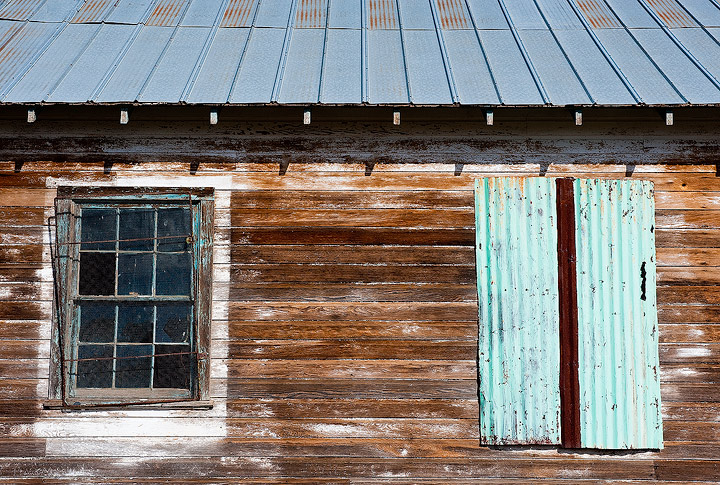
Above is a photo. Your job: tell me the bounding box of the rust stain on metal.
[435,0,469,29]
[0,22,41,78]
[296,0,327,28]
[220,0,255,27]
[0,0,44,20]
[575,0,622,29]
[368,0,397,30]
[71,0,115,24]
[146,0,187,27]
[646,0,697,28]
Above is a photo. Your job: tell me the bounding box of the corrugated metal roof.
[1,0,720,105]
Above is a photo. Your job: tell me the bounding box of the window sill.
[43,399,214,410]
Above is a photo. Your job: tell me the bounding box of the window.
[475,177,662,449]
[49,187,214,407]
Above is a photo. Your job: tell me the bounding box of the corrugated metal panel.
[0,0,46,21]
[535,0,584,29]
[29,0,84,22]
[366,29,408,103]
[466,0,508,29]
[70,0,116,23]
[367,0,398,29]
[219,0,258,27]
[500,0,547,30]
[227,27,286,103]
[319,28,362,103]
[181,0,226,27]
[327,0,360,28]
[4,23,98,102]
[397,0,434,30]
[0,21,59,96]
[671,27,720,82]
[442,29,499,104]
[433,0,471,30]
[574,0,623,29]
[105,0,154,24]
[602,0,657,28]
[645,0,698,27]
[186,27,250,103]
[574,179,662,450]
[254,0,293,28]
[295,0,327,28]
[475,177,561,446]
[680,0,720,27]
[403,29,452,104]
[145,0,188,27]
[277,28,325,103]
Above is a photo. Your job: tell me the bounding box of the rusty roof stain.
[219,0,255,27]
[145,0,188,27]
[296,0,327,28]
[71,0,116,24]
[435,0,470,30]
[575,0,623,29]
[368,0,397,29]
[0,0,45,21]
[645,0,698,28]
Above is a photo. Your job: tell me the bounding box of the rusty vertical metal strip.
[555,178,581,449]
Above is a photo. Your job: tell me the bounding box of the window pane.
[154,345,191,389]
[158,208,191,252]
[156,304,191,343]
[81,209,116,251]
[76,345,113,388]
[79,253,116,295]
[115,344,152,388]
[156,253,191,295]
[119,209,154,251]
[117,304,153,343]
[117,253,153,295]
[79,303,115,343]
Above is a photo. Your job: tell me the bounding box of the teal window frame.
[50,187,214,407]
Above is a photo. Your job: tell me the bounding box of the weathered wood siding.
[0,109,718,481]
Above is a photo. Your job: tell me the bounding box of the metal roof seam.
[224,0,262,103]
[428,0,459,104]
[566,0,643,104]
[361,0,368,103]
[270,0,300,104]
[315,0,331,103]
[598,0,688,103]
[135,0,195,102]
[0,0,48,22]
[532,0,595,104]
[496,0,550,105]
[462,0,502,104]
[394,0,413,104]
[87,23,142,102]
[636,0,720,89]
[179,0,233,102]
[43,24,105,101]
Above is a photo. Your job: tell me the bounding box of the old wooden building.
[1,0,719,482]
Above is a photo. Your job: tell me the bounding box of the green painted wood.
[475,177,561,445]
[574,179,663,449]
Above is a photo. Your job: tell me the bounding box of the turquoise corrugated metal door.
[574,179,663,449]
[475,178,561,445]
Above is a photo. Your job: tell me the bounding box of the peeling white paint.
[675,346,712,358]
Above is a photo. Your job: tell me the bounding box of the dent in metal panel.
[574,179,662,449]
[0,0,46,21]
[476,29,543,105]
[534,0,584,29]
[296,0,327,28]
[29,0,83,22]
[71,0,116,23]
[277,28,324,103]
[4,23,97,102]
[645,0,698,27]
[442,29,499,104]
[602,0,657,28]
[574,0,622,29]
[433,0,470,30]
[145,0,188,27]
[0,21,58,94]
[181,0,226,27]
[220,0,258,27]
[397,0,434,30]
[518,30,590,105]
[465,0,509,29]
[95,26,174,102]
[672,27,720,82]
[254,0,293,28]
[366,29,408,103]
[367,0,398,29]
[680,0,720,27]
[186,27,250,103]
[402,29,452,104]
[327,0,361,28]
[553,29,635,104]
[48,24,136,102]
[631,28,720,104]
[593,28,684,104]
[228,27,286,103]
[500,0,547,29]
[105,0,154,24]
[139,27,212,102]
[319,28,361,103]
[475,177,561,446]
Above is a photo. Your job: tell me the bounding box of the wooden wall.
[0,108,718,482]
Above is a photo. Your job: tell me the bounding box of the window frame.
[49,187,214,408]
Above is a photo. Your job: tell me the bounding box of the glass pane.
[117,253,153,295]
[119,209,154,251]
[79,253,116,296]
[79,303,115,343]
[156,253,191,295]
[154,345,191,389]
[81,209,116,250]
[115,344,152,388]
[158,208,191,252]
[117,304,153,343]
[76,345,113,388]
[156,304,191,343]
